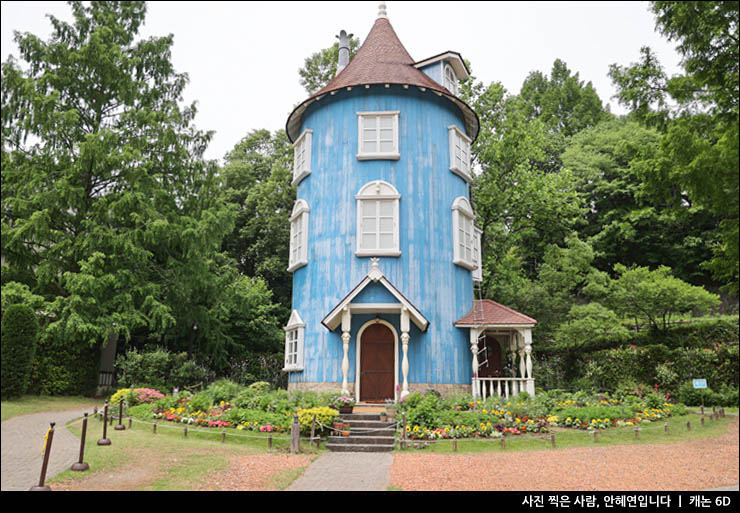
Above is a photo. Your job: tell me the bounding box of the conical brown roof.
[286,17,479,143]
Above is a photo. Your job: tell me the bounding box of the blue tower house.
[283,4,537,402]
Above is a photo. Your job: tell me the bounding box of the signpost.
[693,379,707,414]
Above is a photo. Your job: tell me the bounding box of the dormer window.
[292,129,312,185]
[444,64,458,96]
[449,125,472,182]
[357,111,400,160]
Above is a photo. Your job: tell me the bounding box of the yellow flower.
[406,425,411,432]
[482,409,488,414]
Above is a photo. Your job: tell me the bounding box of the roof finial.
[378,1,388,19]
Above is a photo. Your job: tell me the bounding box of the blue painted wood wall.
[289,86,475,388]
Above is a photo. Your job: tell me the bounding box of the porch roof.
[321,259,429,332]
[454,299,537,328]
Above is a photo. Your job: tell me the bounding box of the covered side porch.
[455,299,537,400]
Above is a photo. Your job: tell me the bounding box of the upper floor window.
[452,197,478,271]
[449,125,472,182]
[283,310,305,372]
[357,111,400,160]
[293,129,312,185]
[356,180,401,257]
[288,199,310,272]
[444,64,458,96]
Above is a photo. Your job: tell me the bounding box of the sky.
[1,1,685,164]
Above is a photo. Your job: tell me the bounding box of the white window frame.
[473,226,483,282]
[288,199,310,272]
[443,63,458,96]
[292,129,312,186]
[357,111,400,161]
[283,310,305,372]
[449,125,472,182]
[356,180,401,257]
[452,197,477,270]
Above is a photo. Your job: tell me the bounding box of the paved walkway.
[286,452,393,491]
[1,408,93,491]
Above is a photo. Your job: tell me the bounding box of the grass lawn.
[1,395,99,422]
[49,415,323,491]
[394,413,735,454]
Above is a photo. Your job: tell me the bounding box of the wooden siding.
[289,86,474,387]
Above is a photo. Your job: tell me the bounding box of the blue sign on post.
[692,379,708,389]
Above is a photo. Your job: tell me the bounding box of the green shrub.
[206,379,246,404]
[115,348,209,390]
[127,403,156,420]
[296,407,338,434]
[1,304,40,399]
[188,392,212,413]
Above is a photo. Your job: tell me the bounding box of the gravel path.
[286,452,394,491]
[390,417,740,491]
[1,408,93,491]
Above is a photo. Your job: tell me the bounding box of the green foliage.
[188,392,212,413]
[609,264,720,330]
[1,281,47,316]
[296,407,339,434]
[298,37,361,95]
[677,381,739,407]
[205,379,246,405]
[115,348,209,391]
[554,303,630,350]
[1,304,40,398]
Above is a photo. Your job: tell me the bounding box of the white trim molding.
[444,63,458,96]
[357,111,400,160]
[448,125,472,182]
[356,180,401,257]
[287,199,310,272]
[292,129,312,186]
[283,310,306,372]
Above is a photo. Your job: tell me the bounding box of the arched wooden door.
[360,323,395,402]
[478,335,504,378]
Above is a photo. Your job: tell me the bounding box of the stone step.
[338,419,396,429]
[326,442,395,453]
[339,413,387,422]
[328,434,395,446]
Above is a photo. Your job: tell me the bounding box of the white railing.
[472,377,535,400]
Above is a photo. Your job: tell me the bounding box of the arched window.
[292,129,312,185]
[452,197,479,271]
[288,199,310,272]
[444,64,458,96]
[356,181,401,257]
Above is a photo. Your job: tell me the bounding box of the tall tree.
[609,1,739,295]
[0,2,236,354]
[298,36,361,95]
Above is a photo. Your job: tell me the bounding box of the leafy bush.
[188,392,212,413]
[1,304,40,399]
[115,348,209,391]
[677,381,738,406]
[206,379,246,404]
[296,407,338,434]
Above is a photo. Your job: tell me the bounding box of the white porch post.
[469,327,482,399]
[341,307,351,396]
[509,335,518,394]
[400,307,410,399]
[519,328,535,396]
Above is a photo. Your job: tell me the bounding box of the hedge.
[1,304,40,398]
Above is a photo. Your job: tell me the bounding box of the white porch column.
[341,307,351,396]
[400,307,410,399]
[469,327,482,399]
[509,335,518,393]
[519,328,535,396]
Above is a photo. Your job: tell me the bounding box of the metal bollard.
[30,422,56,491]
[98,402,111,446]
[115,399,126,431]
[71,414,90,471]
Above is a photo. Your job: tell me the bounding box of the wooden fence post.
[634,427,639,440]
[153,421,157,434]
[686,420,691,431]
[551,433,556,448]
[115,399,125,431]
[453,437,457,452]
[664,423,669,435]
[290,414,300,453]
